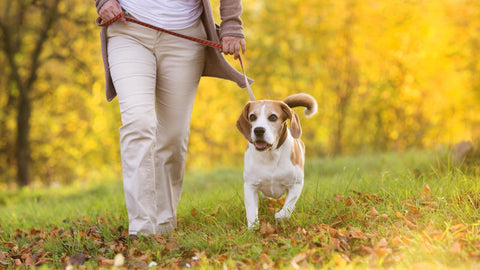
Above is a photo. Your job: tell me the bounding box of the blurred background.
[1,0,479,189]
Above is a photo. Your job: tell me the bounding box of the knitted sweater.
[95,0,252,101]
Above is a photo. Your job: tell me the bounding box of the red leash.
[96,13,255,101]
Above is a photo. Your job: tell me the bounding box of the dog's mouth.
[254,140,273,151]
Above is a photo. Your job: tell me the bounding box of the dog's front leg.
[244,183,259,229]
[275,181,304,222]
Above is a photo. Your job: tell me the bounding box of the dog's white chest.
[243,142,303,199]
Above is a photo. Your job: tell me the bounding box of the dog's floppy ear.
[236,102,252,142]
[281,102,302,139]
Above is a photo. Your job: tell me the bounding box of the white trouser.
[107,18,206,235]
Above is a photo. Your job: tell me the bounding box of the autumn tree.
[324,0,359,155]
[1,0,480,186]
[0,0,100,186]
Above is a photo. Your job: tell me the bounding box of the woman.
[95,0,251,236]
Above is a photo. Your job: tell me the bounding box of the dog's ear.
[281,102,302,139]
[236,102,252,141]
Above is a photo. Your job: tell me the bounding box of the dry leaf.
[396,211,417,229]
[450,241,463,253]
[375,247,392,256]
[450,224,468,233]
[22,253,34,267]
[259,253,274,269]
[422,183,431,199]
[290,251,309,269]
[391,235,409,246]
[259,222,275,236]
[97,255,115,266]
[359,244,375,255]
[370,207,379,218]
[333,194,344,202]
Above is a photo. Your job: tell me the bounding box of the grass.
[1,149,480,269]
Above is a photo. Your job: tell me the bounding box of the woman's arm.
[219,0,246,59]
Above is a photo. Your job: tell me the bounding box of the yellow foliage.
[2,0,480,184]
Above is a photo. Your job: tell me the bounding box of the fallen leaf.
[375,247,392,256]
[34,252,53,267]
[97,255,114,267]
[370,207,379,219]
[422,183,431,199]
[259,222,275,236]
[290,251,309,269]
[330,220,343,228]
[332,236,350,252]
[376,238,388,248]
[22,253,34,267]
[333,194,344,202]
[395,211,417,229]
[450,224,468,233]
[450,241,463,253]
[391,235,409,246]
[359,244,374,255]
[259,253,274,269]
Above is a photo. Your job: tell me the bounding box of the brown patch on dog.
[236,102,252,142]
[291,139,305,168]
[280,103,302,139]
[276,123,288,149]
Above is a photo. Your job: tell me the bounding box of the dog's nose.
[253,127,265,137]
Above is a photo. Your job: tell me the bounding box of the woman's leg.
[153,20,206,234]
[107,22,158,235]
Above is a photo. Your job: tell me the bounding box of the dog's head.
[236,100,302,151]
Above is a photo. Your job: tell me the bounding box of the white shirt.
[120,0,203,30]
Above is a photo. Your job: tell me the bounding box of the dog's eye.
[268,115,278,121]
[249,114,257,122]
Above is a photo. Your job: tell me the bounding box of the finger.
[234,42,241,59]
[99,0,123,21]
[120,14,127,24]
[223,42,233,55]
[99,9,113,20]
[229,43,236,55]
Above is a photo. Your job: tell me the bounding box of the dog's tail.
[283,93,318,118]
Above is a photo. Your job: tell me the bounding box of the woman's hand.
[98,0,126,24]
[222,36,246,60]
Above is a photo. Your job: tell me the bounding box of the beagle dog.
[236,93,317,228]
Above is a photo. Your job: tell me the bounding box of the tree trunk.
[330,0,358,156]
[16,92,31,187]
[0,0,61,186]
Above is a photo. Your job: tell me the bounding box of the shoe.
[127,234,139,241]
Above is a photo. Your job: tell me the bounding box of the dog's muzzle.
[253,127,273,151]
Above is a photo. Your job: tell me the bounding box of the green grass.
[1,149,480,269]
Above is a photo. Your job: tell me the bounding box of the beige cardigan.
[96,0,253,101]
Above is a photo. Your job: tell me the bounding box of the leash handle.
[96,13,255,100]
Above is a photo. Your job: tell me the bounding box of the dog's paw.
[275,210,292,222]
